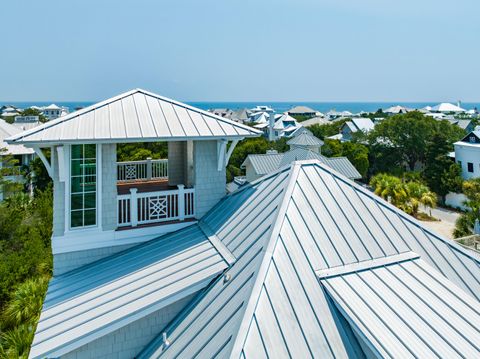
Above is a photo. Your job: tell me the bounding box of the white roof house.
[6,88,260,272]
[0,119,35,156]
[431,102,466,113]
[333,117,375,142]
[384,105,412,114]
[286,105,318,116]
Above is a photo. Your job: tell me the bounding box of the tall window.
[71,144,97,228]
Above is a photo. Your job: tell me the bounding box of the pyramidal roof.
[287,131,324,147]
[139,160,480,358]
[7,89,261,145]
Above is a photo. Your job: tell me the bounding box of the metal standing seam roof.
[6,89,261,145]
[321,257,480,358]
[140,164,362,358]
[0,119,35,155]
[244,147,361,180]
[140,160,480,358]
[286,131,324,147]
[29,224,228,359]
[241,153,283,175]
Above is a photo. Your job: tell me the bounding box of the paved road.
[419,206,461,239]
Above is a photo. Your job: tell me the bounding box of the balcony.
[116,159,195,228]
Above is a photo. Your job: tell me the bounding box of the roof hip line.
[228,162,303,357]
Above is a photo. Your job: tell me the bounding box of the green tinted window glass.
[71,145,82,159]
[71,177,83,193]
[84,210,96,226]
[71,211,83,227]
[84,193,96,209]
[71,194,83,210]
[84,144,96,159]
[70,144,97,228]
[71,160,83,176]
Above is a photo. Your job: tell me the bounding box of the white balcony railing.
[117,158,168,182]
[117,185,195,227]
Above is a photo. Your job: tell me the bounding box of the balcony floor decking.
[117,179,176,195]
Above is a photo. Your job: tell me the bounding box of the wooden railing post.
[130,188,138,227]
[177,184,185,221]
[146,157,152,181]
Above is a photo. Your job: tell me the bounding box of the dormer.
[7,89,260,274]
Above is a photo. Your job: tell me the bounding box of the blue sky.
[0,0,479,102]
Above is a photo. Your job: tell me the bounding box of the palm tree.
[3,276,48,328]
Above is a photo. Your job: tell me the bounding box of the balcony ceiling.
[6,89,261,145]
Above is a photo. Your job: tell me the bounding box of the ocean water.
[3,101,480,114]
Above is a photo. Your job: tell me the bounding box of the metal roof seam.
[35,253,223,340]
[274,237,336,357]
[300,167,360,264]
[228,163,302,357]
[314,167,376,260]
[379,264,475,354]
[321,279,391,358]
[361,268,445,356]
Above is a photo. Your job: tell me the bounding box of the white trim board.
[52,221,197,254]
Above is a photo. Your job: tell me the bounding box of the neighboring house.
[13,115,41,131]
[42,103,69,120]
[209,108,233,118]
[301,115,329,127]
[431,102,465,113]
[242,131,361,181]
[286,105,318,117]
[272,113,302,139]
[286,130,324,153]
[326,110,353,120]
[253,113,303,140]
[454,129,480,179]
[230,108,250,123]
[384,105,412,115]
[0,119,35,200]
[9,90,480,358]
[335,117,375,142]
[446,118,475,133]
[0,105,21,118]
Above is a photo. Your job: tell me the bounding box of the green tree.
[423,132,455,201]
[19,108,48,123]
[454,179,480,238]
[368,112,464,172]
[308,119,348,140]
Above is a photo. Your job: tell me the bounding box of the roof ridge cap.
[229,162,302,357]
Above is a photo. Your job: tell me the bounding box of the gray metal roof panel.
[30,224,227,359]
[140,160,480,358]
[241,153,283,175]
[7,89,260,145]
[322,257,480,358]
[287,131,324,146]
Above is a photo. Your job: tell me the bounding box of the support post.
[130,188,138,227]
[177,184,185,221]
[217,140,227,171]
[146,157,152,180]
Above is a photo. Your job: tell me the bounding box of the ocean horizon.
[2,101,479,114]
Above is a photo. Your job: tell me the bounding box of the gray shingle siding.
[62,294,196,359]
[194,140,225,218]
